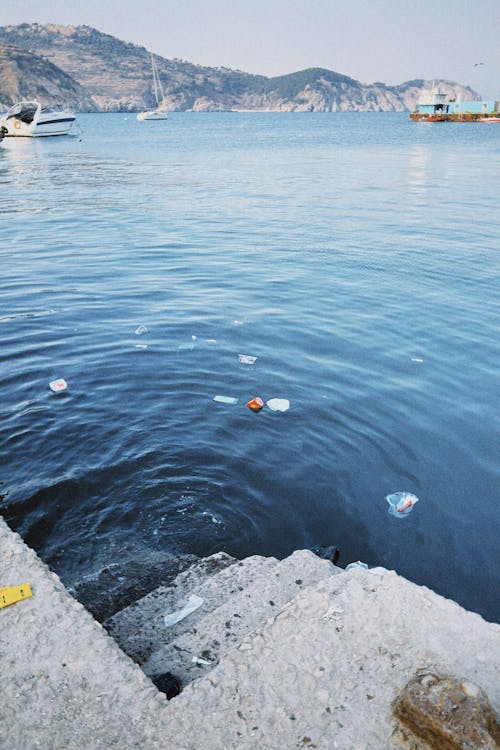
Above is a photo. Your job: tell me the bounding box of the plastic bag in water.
[386,492,419,518]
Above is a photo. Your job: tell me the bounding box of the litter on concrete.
[266,398,290,412]
[0,583,32,608]
[163,594,204,627]
[214,395,238,405]
[191,655,211,666]
[49,379,68,393]
[345,561,369,572]
[386,492,420,518]
[238,354,257,365]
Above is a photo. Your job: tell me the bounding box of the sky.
[1,0,499,97]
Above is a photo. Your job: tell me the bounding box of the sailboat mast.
[151,52,159,106]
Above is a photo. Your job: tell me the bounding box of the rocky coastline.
[0,24,480,113]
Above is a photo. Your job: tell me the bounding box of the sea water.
[0,112,498,621]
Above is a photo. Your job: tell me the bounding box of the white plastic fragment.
[178,343,195,351]
[266,398,290,412]
[135,325,148,335]
[345,561,369,572]
[213,395,238,405]
[205,339,217,344]
[163,594,204,627]
[191,655,211,666]
[238,354,257,365]
[135,344,148,349]
[411,357,424,363]
[386,491,420,518]
[49,379,68,393]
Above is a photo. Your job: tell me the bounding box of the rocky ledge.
[0,516,498,749]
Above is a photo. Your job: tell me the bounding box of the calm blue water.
[1,113,498,621]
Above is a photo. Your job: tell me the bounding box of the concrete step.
[105,552,280,665]
[142,549,340,685]
[104,552,236,663]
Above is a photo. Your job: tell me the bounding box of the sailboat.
[137,53,168,121]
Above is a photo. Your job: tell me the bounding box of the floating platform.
[411,112,500,122]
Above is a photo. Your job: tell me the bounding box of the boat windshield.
[5,102,38,123]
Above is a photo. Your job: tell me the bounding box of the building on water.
[410,87,500,121]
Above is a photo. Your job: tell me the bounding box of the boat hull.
[0,102,75,137]
[5,117,76,137]
[137,111,168,121]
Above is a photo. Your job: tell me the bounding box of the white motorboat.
[0,101,76,137]
[137,53,169,121]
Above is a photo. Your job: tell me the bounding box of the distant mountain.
[0,24,480,113]
[0,42,96,111]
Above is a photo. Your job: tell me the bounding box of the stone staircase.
[3,513,499,750]
[104,549,341,688]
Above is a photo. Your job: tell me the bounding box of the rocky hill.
[0,42,96,111]
[0,23,479,112]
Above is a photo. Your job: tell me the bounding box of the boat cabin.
[4,101,39,124]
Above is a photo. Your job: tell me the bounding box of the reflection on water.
[0,113,499,622]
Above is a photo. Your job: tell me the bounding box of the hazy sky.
[2,0,499,97]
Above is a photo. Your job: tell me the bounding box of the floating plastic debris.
[135,325,148,335]
[238,354,257,365]
[192,335,197,340]
[266,398,290,412]
[386,491,420,518]
[135,344,148,349]
[411,358,424,363]
[345,561,369,572]
[163,594,204,627]
[213,395,238,405]
[49,379,68,393]
[232,320,244,326]
[202,511,223,525]
[205,339,217,344]
[178,343,195,351]
[246,397,264,412]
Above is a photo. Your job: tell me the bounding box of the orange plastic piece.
[246,397,264,412]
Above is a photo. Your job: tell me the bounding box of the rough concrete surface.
[1,517,499,750]
[142,550,340,684]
